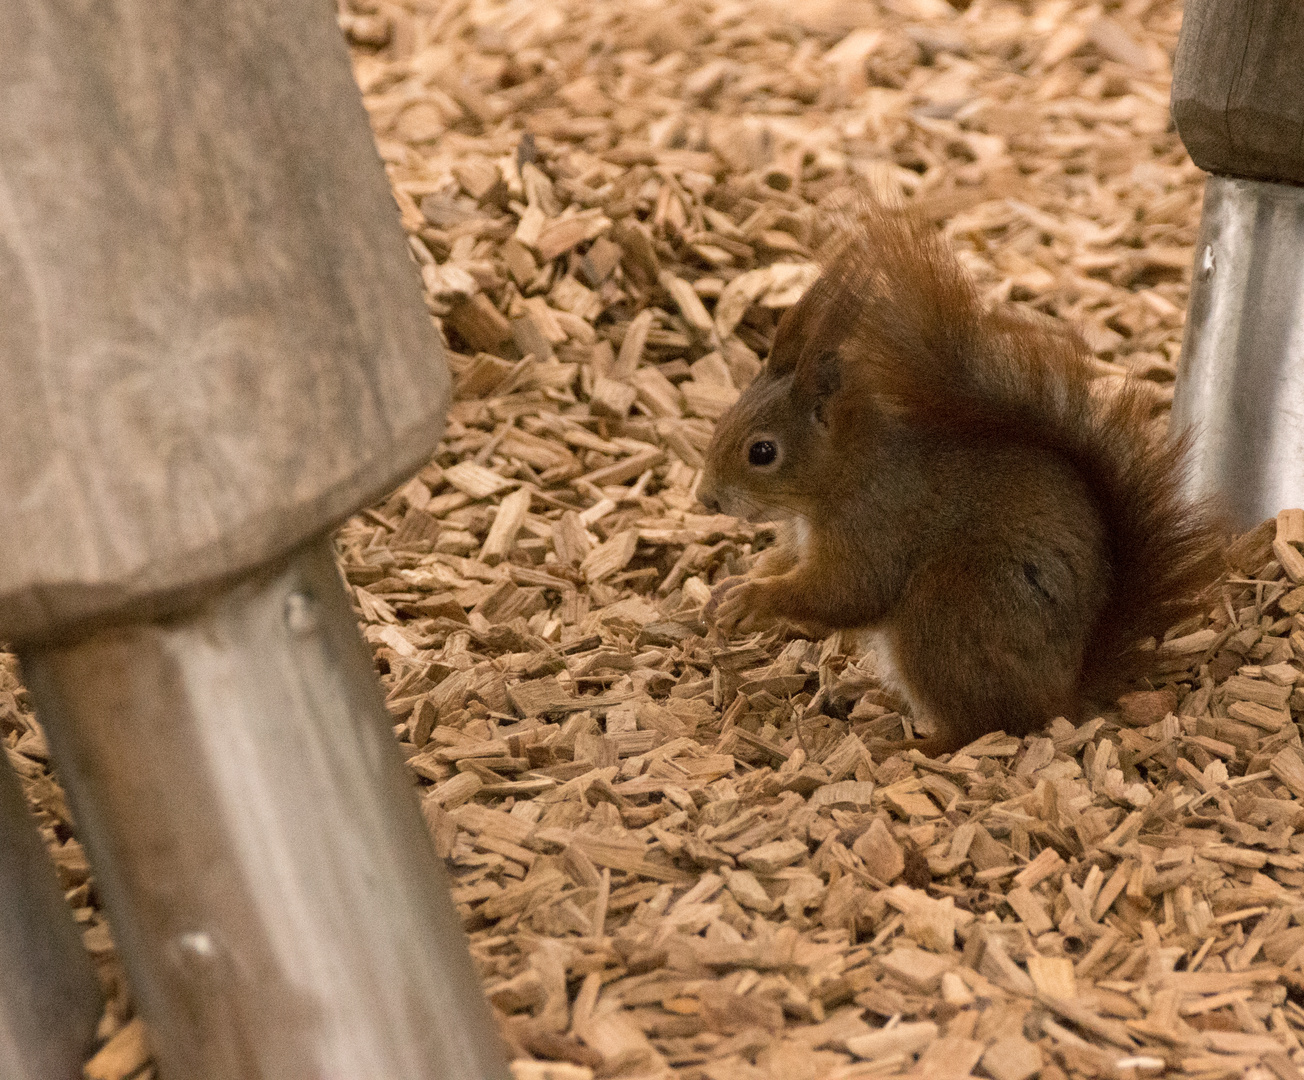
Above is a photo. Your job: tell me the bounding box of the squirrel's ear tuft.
[767,304,804,375]
[800,349,842,426]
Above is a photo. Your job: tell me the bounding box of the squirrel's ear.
[799,349,842,426]
[767,305,803,375]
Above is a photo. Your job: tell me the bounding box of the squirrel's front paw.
[704,575,745,620]
[707,577,773,635]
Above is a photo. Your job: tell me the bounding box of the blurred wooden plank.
[0,0,448,639]
[1172,0,1304,182]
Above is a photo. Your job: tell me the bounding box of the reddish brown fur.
[699,206,1224,755]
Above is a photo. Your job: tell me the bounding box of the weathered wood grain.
[0,0,449,640]
[1171,0,1304,183]
[22,540,510,1080]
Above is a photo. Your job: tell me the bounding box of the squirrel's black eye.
[748,440,778,466]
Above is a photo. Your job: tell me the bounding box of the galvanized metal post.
[1170,178,1304,529]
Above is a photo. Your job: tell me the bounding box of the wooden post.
[1170,0,1304,185]
[21,542,508,1080]
[0,753,101,1080]
[1169,0,1304,527]
[0,1,509,1075]
[0,0,449,641]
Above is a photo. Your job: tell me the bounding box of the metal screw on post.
[1169,0,1304,529]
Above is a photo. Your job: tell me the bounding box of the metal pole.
[1170,176,1304,530]
[1168,0,1304,528]
[0,752,102,1080]
[21,538,510,1080]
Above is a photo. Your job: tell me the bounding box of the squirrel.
[698,205,1225,756]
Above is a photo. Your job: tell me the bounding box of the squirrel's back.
[784,206,1225,707]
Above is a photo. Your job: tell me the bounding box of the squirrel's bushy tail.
[804,205,1225,701]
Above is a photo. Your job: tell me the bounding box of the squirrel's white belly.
[863,627,935,736]
[865,628,903,697]
[793,514,812,557]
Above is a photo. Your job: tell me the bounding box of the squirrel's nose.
[697,479,720,513]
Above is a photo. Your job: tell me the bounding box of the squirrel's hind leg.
[884,556,1088,752]
[858,630,979,758]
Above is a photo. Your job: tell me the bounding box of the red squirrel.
[698,206,1224,755]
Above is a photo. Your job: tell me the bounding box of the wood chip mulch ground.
[9,1,1304,1078]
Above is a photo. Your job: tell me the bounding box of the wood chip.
[579,529,638,582]
[444,461,516,499]
[84,1018,151,1080]
[479,485,533,565]
[881,945,954,992]
[659,272,715,338]
[846,1021,938,1062]
[851,817,904,883]
[982,1035,1043,1080]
